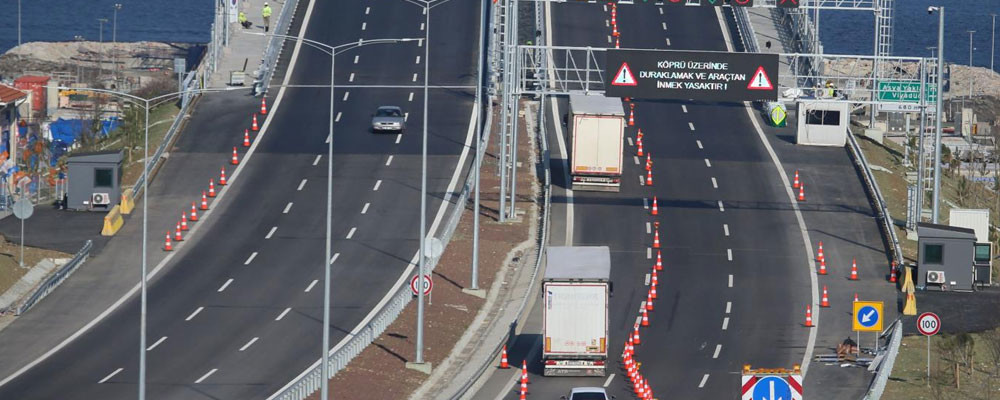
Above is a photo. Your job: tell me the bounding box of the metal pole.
[139,100,149,400]
[19,217,24,267]
[416,3,430,365]
[321,46,334,400]
[17,0,21,47]
[471,0,487,291]
[992,14,997,72]
[932,8,944,224]
[507,0,520,219]
[926,334,931,384]
[969,30,976,100]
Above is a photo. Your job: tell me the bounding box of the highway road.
[476,3,819,399]
[0,0,479,398]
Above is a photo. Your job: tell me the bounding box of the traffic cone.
[889,263,898,283]
[805,304,814,327]
[629,105,635,126]
[854,293,859,302]
[817,241,825,261]
[818,258,827,275]
[645,290,653,311]
[243,129,251,147]
[637,139,644,157]
[612,22,619,37]
[821,285,830,307]
[641,308,649,326]
[646,169,653,186]
[651,268,658,285]
[180,213,189,231]
[201,192,209,210]
[645,154,652,171]
[645,382,653,400]
[615,37,620,49]
[208,179,217,197]
[633,325,641,345]
[499,345,509,369]
[231,147,239,165]
[636,128,643,142]
[519,383,527,400]
[260,96,268,115]
[251,113,259,131]
[190,202,199,221]
[798,183,805,201]
[521,360,528,384]
[656,250,663,270]
[793,170,800,189]
[637,379,646,397]
[164,231,173,251]
[650,282,657,299]
[174,223,183,242]
[653,227,661,249]
[219,167,228,186]
[651,196,659,215]
[850,258,859,281]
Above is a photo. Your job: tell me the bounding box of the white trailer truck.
[542,246,611,377]
[568,94,625,192]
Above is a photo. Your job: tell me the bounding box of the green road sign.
[877,81,937,103]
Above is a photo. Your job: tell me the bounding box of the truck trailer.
[542,246,611,376]
[568,94,625,192]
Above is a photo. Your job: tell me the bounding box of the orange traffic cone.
[637,139,644,157]
[251,113,259,131]
[818,258,827,275]
[231,147,239,165]
[889,262,898,283]
[646,169,653,186]
[651,196,659,216]
[641,308,649,326]
[174,223,183,242]
[521,360,529,384]
[260,97,268,115]
[629,105,635,126]
[615,37,620,49]
[243,129,251,147]
[637,379,646,397]
[652,227,661,249]
[821,286,830,307]
[850,258,859,281]
[793,170,800,189]
[650,282,657,299]
[164,231,173,251]
[645,154,652,171]
[500,345,509,369]
[181,213,189,231]
[633,325,641,345]
[651,268,658,285]
[854,293,859,302]
[817,241,825,261]
[612,22,619,37]
[519,385,527,400]
[201,192,209,210]
[805,304,814,327]
[645,290,653,311]
[208,179,217,197]
[190,202,199,221]
[798,183,805,201]
[636,128,643,141]
[656,250,663,270]
[220,167,228,186]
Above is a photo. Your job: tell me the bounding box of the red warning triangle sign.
[747,66,773,90]
[611,62,637,86]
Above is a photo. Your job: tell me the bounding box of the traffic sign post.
[411,274,433,304]
[917,312,941,384]
[12,199,33,268]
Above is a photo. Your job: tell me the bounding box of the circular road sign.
[410,274,433,296]
[856,305,880,328]
[752,376,792,400]
[12,199,33,220]
[917,312,941,336]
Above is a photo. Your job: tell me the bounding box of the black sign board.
[604,49,779,102]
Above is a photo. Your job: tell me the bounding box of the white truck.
[568,94,625,192]
[543,246,611,377]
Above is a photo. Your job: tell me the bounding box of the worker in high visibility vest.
[262,3,273,32]
[238,11,251,29]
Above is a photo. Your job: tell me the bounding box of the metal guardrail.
[864,318,903,399]
[16,240,93,315]
[846,129,904,266]
[730,6,759,53]
[254,0,300,96]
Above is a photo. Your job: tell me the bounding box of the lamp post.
[17,0,21,47]
[98,18,108,77]
[929,6,945,223]
[240,31,417,398]
[113,4,122,85]
[968,30,976,99]
[991,14,997,72]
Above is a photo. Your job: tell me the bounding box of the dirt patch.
[318,103,539,400]
[885,329,1000,400]
[0,235,73,301]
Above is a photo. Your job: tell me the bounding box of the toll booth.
[66,150,123,211]
[795,100,849,146]
[916,222,976,291]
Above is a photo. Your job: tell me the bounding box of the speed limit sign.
[410,274,433,296]
[917,312,941,336]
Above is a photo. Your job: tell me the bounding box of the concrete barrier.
[101,205,124,236]
[120,188,135,215]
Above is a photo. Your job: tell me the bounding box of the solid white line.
[283,202,293,214]
[682,105,688,113]
[361,22,367,30]
[415,56,421,64]
[603,373,615,387]
[313,155,322,165]
[305,279,318,292]
[704,158,711,167]
[385,155,394,166]
[266,226,277,239]
[728,274,733,287]
[373,180,382,191]
[722,317,729,330]
[342,91,350,101]
[627,137,634,146]
[645,222,651,234]
[349,72,355,82]
[195,369,218,384]
[185,307,204,321]
[365,6,370,14]
[711,177,718,188]
[718,201,725,212]
[244,252,258,265]
[662,22,667,30]
[217,278,234,292]
[395,134,402,144]
[239,337,259,352]
[346,227,357,239]
[412,73,418,82]
[727,249,733,261]
[689,122,695,131]
[298,179,307,191]
[699,374,709,388]
[275,307,292,321]
[353,55,359,64]
[335,112,342,122]
[98,368,123,384]
[696,140,703,149]
[723,224,730,236]
[713,344,722,359]
[633,156,640,165]
[330,253,340,264]
[726,301,732,313]
[147,336,167,351]
[409,92,415,102]
[361,203,370,214]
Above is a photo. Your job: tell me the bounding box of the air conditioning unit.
[926,270,946,284]
[92,193,111,206]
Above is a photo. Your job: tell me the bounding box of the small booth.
[795,100,849,146]
[916,222,976,291]
[66,150,123,211]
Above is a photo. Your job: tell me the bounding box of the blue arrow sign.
[857,305,879,328]
[752,376,792,400]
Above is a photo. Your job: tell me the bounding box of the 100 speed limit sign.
[917,312,941,336]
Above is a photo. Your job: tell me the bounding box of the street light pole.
[17,0,21,47]
[113,4,122,85]
[98,18,108,77]
[931,7,945,224]
[969,30,976,100]
[470,0,488,293]
[139,97,148,400]
[992,14,997,72]
[416,1,430,366]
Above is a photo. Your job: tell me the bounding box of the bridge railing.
[15,240,93,315]
[254,0,301,96]
[864,318,903,399]
[845,128,904,267]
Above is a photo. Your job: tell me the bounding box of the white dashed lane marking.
[239,337,259,352]
[283,202,293,214]
[298,179,307,191]
[682,105,688,113]
[185,307,204,321]
[718,201,725,212]
[699,374,709,388]
[726,302,732,313]
[244,252,258,265]
[696,140,703,149]
[722,317,729,330]
[313,155,322,166]
[373,180,382,191]
[353,55,359,64]
[727,249,732,261]
[217,278,234,292]
[346,227,357,239]
[385,155,394,166]
[704,159,711,167]
[689,122,695,131]
[342,92,350,101]
[335,112,342,122]
[147,336,167,351]
[361,202,370,214]
[266,227,277,239]
[361,22,367,30]
[711,177,718,188]
[713,345,722,359]
[305,279,318,292]
[348,72,355,82]
[275,307,292,321]
[723,224,730,236]
[194,369,218,384]
[728,274,733,287]
[98,368,123,384]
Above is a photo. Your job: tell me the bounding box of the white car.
[562,387,614,400]
[371,106,405,133]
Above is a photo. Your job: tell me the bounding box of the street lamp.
[240,30,417,400]
[17,0,21,47]
[98,18,109,77]
[928,6,945,223]
[113,4,122,85]
[992,14,997,72]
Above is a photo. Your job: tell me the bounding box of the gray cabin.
[917,222,976,291]
[66,150,123,211]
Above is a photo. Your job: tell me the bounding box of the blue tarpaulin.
[48,117,121,144]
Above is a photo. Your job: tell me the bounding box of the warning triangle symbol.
[747,66,774,90]
[612,62,637,86]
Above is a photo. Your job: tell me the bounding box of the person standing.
[262,2,272,32]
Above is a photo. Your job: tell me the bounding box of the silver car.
[562,387,614,400]
[371,106,405,133]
